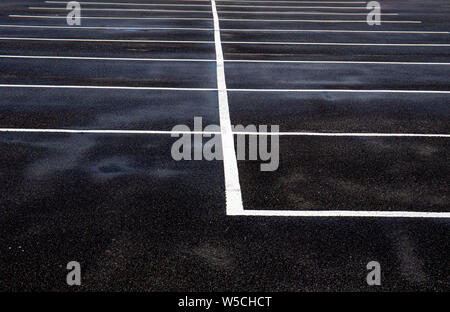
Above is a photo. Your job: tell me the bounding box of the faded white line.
[235,132,450,138]
[221,28,448,34]
[219,18,421,23]
[0,24,212,31]
[9,15,420,23]
[30,7,213,13]
[0,55,215,62]
[0,128,220,135]
[224,41,449,46]
[46,0,212,6]
[30,6,398,15]
[0,84,217,91]
[0,25,444,34]
[217,5,374,9]
[235,210,450,218]
[219,10,399,15]
[10,15,213,20]
[212,0,244,215]
[4,37,446,47]
[0,37,213,44]
[2,55,449,65]
[227,59,450,65]
[229,89,450,93]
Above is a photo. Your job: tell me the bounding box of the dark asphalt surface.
[0,0,449,292]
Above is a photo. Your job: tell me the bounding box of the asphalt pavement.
[0,0,448,291]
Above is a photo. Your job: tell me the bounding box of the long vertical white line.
[211,0,244,215]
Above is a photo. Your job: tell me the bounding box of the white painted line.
[3,55,449,66]
[1,128,446,138]
[216,0,367,3]
[4,37,445,47]
[30,6,398,15]
[235,132,450,138]
[0,84,217,91]
[217,5,371,9]
[227,60,450,65]
[235,210,450,218]
[218,10,399,15]
[221,28,449,34]
[30,7,213,13]
[224,41,450,46]
[45,0,368,4]
[46,1,212,6]
[212,0,244,215]
[0,55,215,62]
[219,19,421,23]
[229,89,450,94]
[0,37,213,44]
[0,128,220,135]
[10,15,213,21]
[0,24,212,31]
[1,85,448,94]
[0,25,444,34]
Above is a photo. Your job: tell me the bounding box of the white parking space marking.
[0,24,213,31]
[224,41,450,46]
[221,28,449,34]
[5,38,448,47]
[212,0,244,215]
[0,128,220,135]
[29,7,213,13]
[2,55,450,66]
[219,19,421,23]
[46,1,212,7]
[0,84,217,91]
[0,55,216,62]
[228,89,450,93]
[30,6,399,15]
[235,210,450,218]
[0,37,214,44]
[10,15,213,20]
[237,132,450,138]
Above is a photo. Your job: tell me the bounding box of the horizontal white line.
[223,41,448,46]
[10,15,420,23]
[0,128,220,135]
[1,128,447,138]
[211,0,367,2]
[235,132,450,138]
[2,55,449,66]
[3,37,444,47]
[0,24,212,31]
[1,85,449,94]
[31,6,398,15]
[0,37,213,44]
[0,55,215,62]
[219,19,421,23]
[219,10,399,15]
[45,0,368,5]
[0,84,217,91]
[229,89,450,93]
[221,28,449,34]
[46,1,212,7]
[10,15,213,20]
[231,210,450,218]
[0,25,444,34]
[30,7,213,13]
[228,60,450,65]
[217,5,370,9]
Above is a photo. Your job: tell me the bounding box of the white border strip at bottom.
[231,210,450,218]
